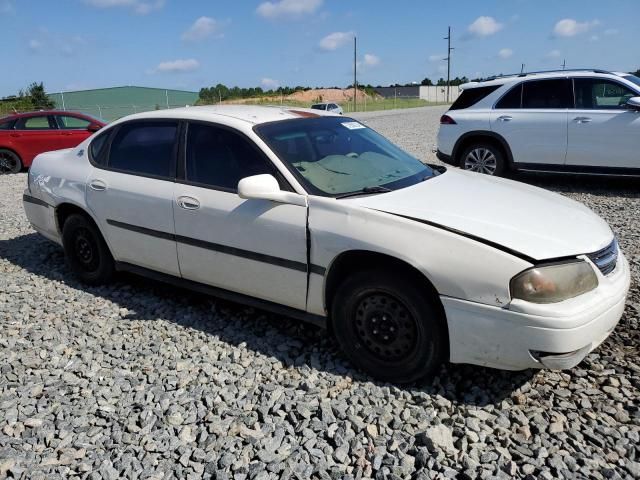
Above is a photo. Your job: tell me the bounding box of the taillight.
[440,114,457,125]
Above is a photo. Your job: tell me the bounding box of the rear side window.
[522,79,572,109]
[495,84,523,109]
[108,121,178,178]
[185,122,275,191]
[0,119,14,129]
[16,116,54,130]
[89,132,110,165]
[450,86,500,110]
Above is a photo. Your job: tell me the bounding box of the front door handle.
[573,116,592,124]
[177,196,200,210]
[89,179,107,191]
[497,115,513,122]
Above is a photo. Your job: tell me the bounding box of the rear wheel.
[332,270,446,384]
[62,214,114,285]
[0,149,22,174]
[460,142,505,176]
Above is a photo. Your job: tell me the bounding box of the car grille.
[587,239,618,276]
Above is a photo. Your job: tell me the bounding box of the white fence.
[419,86,461,103]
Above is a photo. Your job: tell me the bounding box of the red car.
[0,110,105,173]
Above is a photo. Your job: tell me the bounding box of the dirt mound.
[287,88,370,103]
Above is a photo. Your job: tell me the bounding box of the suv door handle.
[89,179,107,191]
[497,115,513,122]
[573,116,592,124]
[177,196,200,210]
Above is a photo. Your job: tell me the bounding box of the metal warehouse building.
[48,86,199,121]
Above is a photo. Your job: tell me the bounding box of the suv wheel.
[460,143,505,176]
[0,149,22,174]
[62,214,115,285]
[332,270,446,384]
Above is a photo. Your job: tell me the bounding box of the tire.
[459,142,506,176]
[331,270,447,384]
[0,149,23,174]
[62,214,115,285]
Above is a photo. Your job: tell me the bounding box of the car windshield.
[622,75,640,88]
[255,116,436,196]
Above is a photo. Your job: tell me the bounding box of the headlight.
[510,261,598,304]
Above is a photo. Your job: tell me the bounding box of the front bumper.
[435,149,454,165]
[443,253,630,370]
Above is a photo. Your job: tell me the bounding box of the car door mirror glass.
[87,122,103,132]
[626,96,640,110]
[238,174,306,207]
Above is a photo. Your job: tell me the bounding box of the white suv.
[436,69,640,176]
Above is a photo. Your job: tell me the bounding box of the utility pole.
[521,63,526,74]
[562,59,566,70]
[353,35,357,113]
[444,27,454,103]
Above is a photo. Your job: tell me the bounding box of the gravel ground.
[1,106,639,479]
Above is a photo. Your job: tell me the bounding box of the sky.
[2,0,639,96]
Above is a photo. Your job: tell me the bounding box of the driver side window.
[185,123,277,192]
[574,78,635,110]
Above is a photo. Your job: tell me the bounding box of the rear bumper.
[435,149,454,164]
[23,192,61,245]
[443,253,630,370]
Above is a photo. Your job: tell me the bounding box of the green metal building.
[48,86,199,121]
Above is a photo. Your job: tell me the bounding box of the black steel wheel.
[332,270,447,384]
[0,149,22,174]
[62,214,114,285]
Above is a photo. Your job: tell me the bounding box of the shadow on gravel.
[512,172,640,196]
[1,232,534,406]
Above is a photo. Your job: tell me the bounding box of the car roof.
[459,69,631,90]
[1,110,97,119]
[116,105,337,126]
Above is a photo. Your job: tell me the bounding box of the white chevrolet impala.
[23,106,630,383]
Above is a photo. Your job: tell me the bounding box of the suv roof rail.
[481,68,614,82]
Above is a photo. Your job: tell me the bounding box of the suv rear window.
[450,85,500,110]
[522,79,572,109]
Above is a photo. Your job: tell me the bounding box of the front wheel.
[460,143,506,176]
[62,214,115,285]
[0,149,23,174]
[332,270,447,384]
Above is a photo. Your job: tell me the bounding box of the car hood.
[351,169,613,261]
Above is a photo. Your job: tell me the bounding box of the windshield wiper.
[336,186,392,199]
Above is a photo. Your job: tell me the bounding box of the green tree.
[632,68,640,76]
[26,82,54,109]
[421,78,433,86]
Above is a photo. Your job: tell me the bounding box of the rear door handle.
[497,115,513,122]
[574,117,592,124]
[177,196,200,210]
[89,179,107,191]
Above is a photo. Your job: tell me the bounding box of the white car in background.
[311,102,344,115]
[23,105,629,383]
[436,69,640,176]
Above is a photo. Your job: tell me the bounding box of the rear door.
[491,79,571,166]
[54,114,94,149]
[13,115,60,163]
[173,121,308,310]
[85,120,181,276]
[566,77,640,169]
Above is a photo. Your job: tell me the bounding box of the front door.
[566,78,640,169]
[85,120,181,276]
[173,122,308,310]
[491,79,571,166]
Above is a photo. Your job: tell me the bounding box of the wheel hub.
[75,231,95,265]
[354,293,417,361]
[464,148,497,175]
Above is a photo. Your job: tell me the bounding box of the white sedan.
[23,105,630,383]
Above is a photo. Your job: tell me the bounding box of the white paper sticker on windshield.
[341,121,366,130]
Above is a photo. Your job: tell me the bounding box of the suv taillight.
[440,114,457,125]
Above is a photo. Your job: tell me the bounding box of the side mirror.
[238,174,307,207]
[626,97,640,110]
[87,122,102,132]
